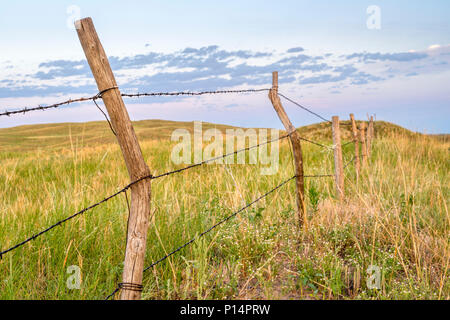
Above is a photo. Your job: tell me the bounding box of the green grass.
[0,119,448,300]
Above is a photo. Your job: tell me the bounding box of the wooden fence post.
[76,18,152,300]
[349,114,360,182]
[332,116,344,199]
[367,116,374,157]
[360,122,367,167]
[268,71,307,229]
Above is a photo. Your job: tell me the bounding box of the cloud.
[428,44,441,50]
[5,47,330,96]
[2,45,449,100]
[287,47,304,53]
[35,60,90,80]
[299,64,383,85]
[346,52,428,62]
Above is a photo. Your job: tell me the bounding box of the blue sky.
[1,1,449,133]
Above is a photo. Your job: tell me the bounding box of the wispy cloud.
[1,45,449,111]
[345,52,428,62]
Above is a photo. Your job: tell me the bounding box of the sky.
[0,1,449,133]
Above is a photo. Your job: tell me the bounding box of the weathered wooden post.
[76,17,152,300]
[349,114,360,181]
[360,122,367,168]
[332,116,344,199]
[268,71,307,228]
[367,116,374,157]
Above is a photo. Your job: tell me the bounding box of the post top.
[74,17,92,30]
[272,71,278,89]
[75,17,92,23]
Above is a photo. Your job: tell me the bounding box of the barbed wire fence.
[0,23,374,299]
[0,84,374,299]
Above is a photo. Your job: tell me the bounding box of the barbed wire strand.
[0,89,270,118]
[343,156,357,170]
[298,136,334,150]
[0,95,99,117]
[304,174,334,178]
[92,99,117,136]
[342,152,369,170]
[277,92,355,127]
[121,88,270,98]
[277,92,331,124]
[0,187,127,259]
[341,140,354,148]
[91,85,120,136]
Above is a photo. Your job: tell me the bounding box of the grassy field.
[0,119,448,300]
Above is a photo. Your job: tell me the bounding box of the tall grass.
[0,122,448,299]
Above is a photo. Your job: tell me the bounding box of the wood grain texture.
[367,116,374,157]
[332,116,344,200]
[350,114,360,182]
[360,122,367,168]
[76,17,151,300]
[268,72,307,228]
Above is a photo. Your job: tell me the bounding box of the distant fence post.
[367,116,374,157]
[76,17,152,300]
[332,116,344,200]
[349,114,360,182]
[268,71,307,229]
[360,122,367,167]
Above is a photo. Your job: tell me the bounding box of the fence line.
[0,83,372,299]
[120,88,270,98]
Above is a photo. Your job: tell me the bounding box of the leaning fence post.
[360,122,367,168]
[367,116,374,157]
[268,71,307,229]
[332,116,344,200]
[349,114,360,182]
[76,17,152,300]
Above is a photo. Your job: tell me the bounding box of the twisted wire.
[0,88,269,117]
